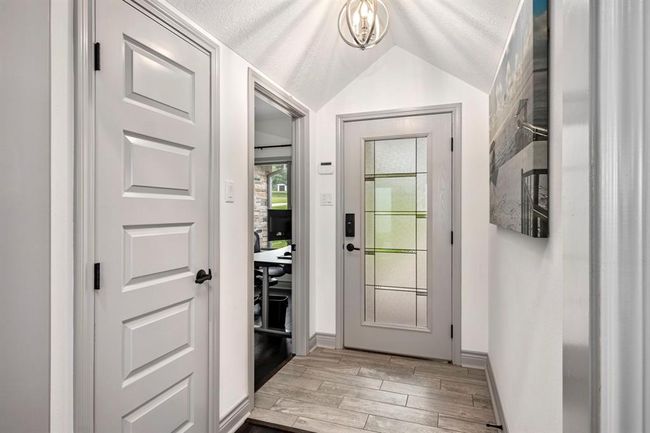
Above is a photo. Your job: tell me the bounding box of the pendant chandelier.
[338,0,389,51]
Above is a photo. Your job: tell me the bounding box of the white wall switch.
[224,180,234,203]
[320,193,333,206]
[318,162,334,175]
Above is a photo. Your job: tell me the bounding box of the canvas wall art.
[489,0,549,237]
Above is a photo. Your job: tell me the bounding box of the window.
[254,163,291,248]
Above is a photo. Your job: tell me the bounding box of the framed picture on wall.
[489,0,549,238]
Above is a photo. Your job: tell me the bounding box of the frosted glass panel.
[365,213,374,249]
[363,137,429,329]
[375,215,416,250]
[365,285,375,322]
[417,251,427,289]
[417,174,427,212]
[416,294,428,327]
[365,141,375,175]
[374,138,416,174]
[365,181,375,211]
[417,217,427,250]
[375,252,416,288]
[417,137,427,173]
[365,254,375,285]
[375,177,416,212]
[375,289,416,327]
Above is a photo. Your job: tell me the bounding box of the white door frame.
[335,104,462,365]
[247,70,311,403]
[73,1,220,431]
[591,1,650,432]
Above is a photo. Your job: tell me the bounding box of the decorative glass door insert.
[364,137,428,329]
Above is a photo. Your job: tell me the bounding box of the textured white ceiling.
[168,0,520,109]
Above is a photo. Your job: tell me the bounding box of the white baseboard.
[308,332,336,351]
[308,333,317,352]
[486,356,508,433]
[219,396,250,433]
[460,350,487,369]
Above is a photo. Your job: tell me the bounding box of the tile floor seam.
[357,410,441,429]
[338,397,440,427]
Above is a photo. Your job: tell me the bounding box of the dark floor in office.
[236,419,308,433]
[254,332,293,391]
[254,289,293,391]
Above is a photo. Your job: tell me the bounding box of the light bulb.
[373,17,381,41]
[352,9,360,34]
[360,1,369,18]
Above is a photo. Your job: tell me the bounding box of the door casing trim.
[247,69,311,406]
[73,1,221,431]
[335,104,462,365]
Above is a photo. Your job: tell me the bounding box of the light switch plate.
[224,180,234,203]
[320,193,333,206]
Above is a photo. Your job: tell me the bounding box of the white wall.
[312,46,490,353]
[217,45,254,419]
[167,6,316,420]
[50,0,75,432]
[214,37,314,422]
[487,1,564,432]
[0,2,52,432]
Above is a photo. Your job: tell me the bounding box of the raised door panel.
[124,133,193,197]
[125,36,195,120]
[122,300,194,384]
[122,377,193,433]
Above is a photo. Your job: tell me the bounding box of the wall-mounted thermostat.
[318,161,334,175]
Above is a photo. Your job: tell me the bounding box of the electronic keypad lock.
[345,213,355,237]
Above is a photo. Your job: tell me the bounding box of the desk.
[254,245,291,336]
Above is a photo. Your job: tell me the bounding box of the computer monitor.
[268,209,292,241]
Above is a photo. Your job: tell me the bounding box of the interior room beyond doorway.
[252,95,295,390]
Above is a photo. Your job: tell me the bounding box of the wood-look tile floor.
[249,347,500,433]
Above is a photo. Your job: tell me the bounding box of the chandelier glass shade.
[338,0,389,50]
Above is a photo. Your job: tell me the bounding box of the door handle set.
[346,243,360,252]
[195,268,212,284]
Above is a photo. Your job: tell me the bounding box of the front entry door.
[343,113,453,360]
[94,1,212,432]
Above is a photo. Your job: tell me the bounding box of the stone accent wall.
[254,165,272,246]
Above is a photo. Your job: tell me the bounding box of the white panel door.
[94,1,212,432]
[343,114,453,360]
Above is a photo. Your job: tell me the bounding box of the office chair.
[253,232,285,288]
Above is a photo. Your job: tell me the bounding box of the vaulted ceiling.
[168,0,520,109]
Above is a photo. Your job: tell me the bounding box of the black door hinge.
[451,324,454,339]
[94,42,101,71]
[94,263,101,290]
[451,231,454,245]
[451,137,454,152]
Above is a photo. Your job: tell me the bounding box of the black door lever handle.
[195,269,212,284]
[346,243,360,252]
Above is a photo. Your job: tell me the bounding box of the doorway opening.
[252,97,294,390]
[248,71,310,396]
